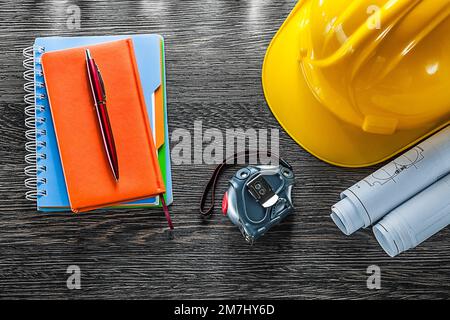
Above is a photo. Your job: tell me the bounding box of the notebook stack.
[23,35,173,220]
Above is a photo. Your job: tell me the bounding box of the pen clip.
[96,65,107,102]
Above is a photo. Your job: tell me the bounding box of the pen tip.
[85,49,91,59]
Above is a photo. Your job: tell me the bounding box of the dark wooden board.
[0,0,449,299]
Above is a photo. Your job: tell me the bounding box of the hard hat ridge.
[262,0,450,167]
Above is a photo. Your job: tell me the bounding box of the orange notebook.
[41,39,165,213]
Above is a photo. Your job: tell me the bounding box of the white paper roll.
[373,173,450,257]
[331,126,450,235]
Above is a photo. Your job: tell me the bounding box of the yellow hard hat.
[262,0,450,167]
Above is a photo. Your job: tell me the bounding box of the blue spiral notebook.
[24,34,172,211]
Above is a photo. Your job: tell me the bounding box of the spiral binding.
[23,45,47,201]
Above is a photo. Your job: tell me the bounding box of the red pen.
[85,49,119,181]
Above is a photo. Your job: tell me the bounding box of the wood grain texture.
[0,0,449,299]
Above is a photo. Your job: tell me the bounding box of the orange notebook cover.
[41,39,165,213]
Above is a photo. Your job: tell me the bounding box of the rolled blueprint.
[373,173,450,257]
[331,126,450,235]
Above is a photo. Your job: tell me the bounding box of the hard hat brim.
[262,2,448,168]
